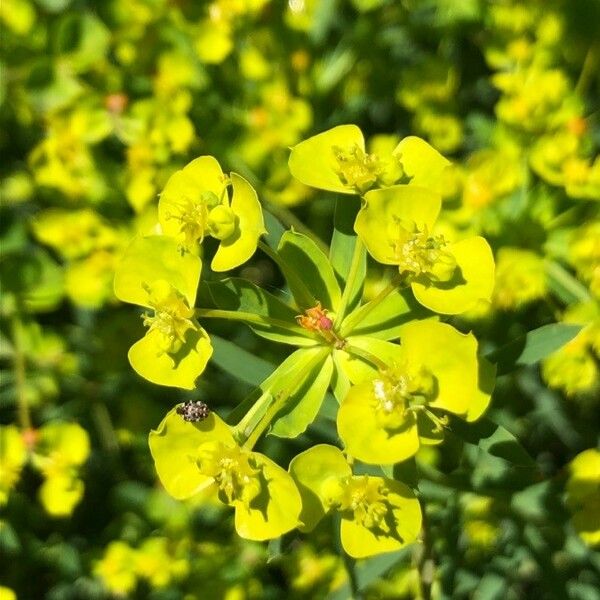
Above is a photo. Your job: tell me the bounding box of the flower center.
[389,218,456,282]
[196,442,261,506]
[338,476,390,531]
[166,190,221,248]
[332,144,384,193]
[371,364,436,429]
[142,280,195,355]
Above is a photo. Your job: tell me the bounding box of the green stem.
[264,201,330,255]
[334,237,364,327]
[258,240,317,308]
[195,307,310,337]
[11,315,31,431]
[344,343,389,372]
[544,260,591,304]
[339,274,404,337]
[241,347,329,449]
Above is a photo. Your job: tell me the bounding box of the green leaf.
[204,278,316,346]
[278,230,342,311]
[326,547,413,600]
[449,416,539,492]
[331,353,352,404]
[263,209,286,249]
[330,196,365,314]
[545,260,592,304]
[450,417,535,467]
[234,347,328,440]
[271,354,333,438]
[486,323,584,376]
[341,288,430,339]
[210,335,274,387]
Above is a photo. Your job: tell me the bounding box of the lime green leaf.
[289,445,351,532]
[330,196,365,314]
[355,185,441,265]
[331,352,352,404]
[412,236,495,315]
[204,278,315,346]
[128,326,212,389]
[149,407,234,500]
[340,477,422,558]
[114,236,201,308]
[278,230,342,311]
[271,354,334,438]
[263,209,286,249]
[486,323,584,376]
[210,335,274,388]
[233,452,302,540]
[234,348,327,440]
[341,288,430,339]
[211,173,266,272]
[289,125,365,194]
[393,136,451,194]
[337,381,420,464]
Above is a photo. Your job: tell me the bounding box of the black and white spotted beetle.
[176,400,211,422]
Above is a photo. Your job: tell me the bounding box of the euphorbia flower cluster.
[112,126,497,556]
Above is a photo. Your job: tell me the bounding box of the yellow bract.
[337,321,493,464]
[355,185,495,314]
[158,157,265,271]
[149,409,302,540]
[289,444,422,558]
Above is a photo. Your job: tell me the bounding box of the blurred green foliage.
[1,0,599,598]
